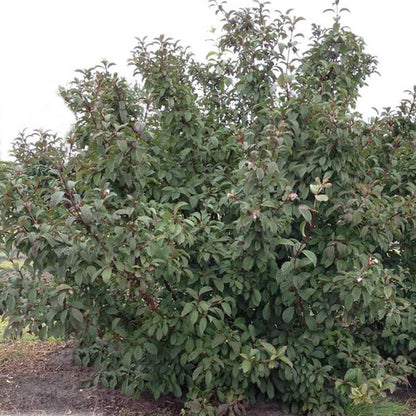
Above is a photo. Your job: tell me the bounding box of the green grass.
[0,319,7,340]
[346,400,408,416]
[0,318,38,344]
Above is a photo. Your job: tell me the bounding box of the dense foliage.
[1,1,416,414]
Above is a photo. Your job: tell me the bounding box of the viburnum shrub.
[1,1,416,414]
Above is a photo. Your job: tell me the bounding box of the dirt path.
[0,340,180,416]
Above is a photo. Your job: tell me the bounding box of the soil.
[0,340,181,416]
[0,339,285,416]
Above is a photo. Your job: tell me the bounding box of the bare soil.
[0,340,181,416]
[0,339,285,416]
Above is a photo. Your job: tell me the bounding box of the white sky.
[1,0,415,159]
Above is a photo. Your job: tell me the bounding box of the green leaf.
[300,221,307,237]
[384,285,393,299]
[173,201,189,214]
[344,368,356,382]
[262,302,271,320]
[276,345,288,358]
[186,338,194,353]
[261,341,276,355]
[184,111,192,122]
[222,302,232,316]
[122,351,132,367]
[352,210,363,226]
[199,317,207,335]
[117,140,128,153]
[50,191,65,207]
[300,287,315,301]
[309,184,321,194]
[248,324,256,339]
[282,307,295,323]
[70,308,83,324]
[242,256,254,271]
[276,238,295,247]
[190,310,199,325]
[352,286,361,301]
[281,260,294,275]
[336,242,348,257]
[199,286,213,296]
[315,194,329,202]
[102,267,112,283]
[315,310,327,324]
[267,380,275,399]
[144,342,158,355]
[305,315,317,331]
[298,205,312,222]
[241,359,252,373]
[55,284,73,292]
[80,205,94,223]
[181,303,194,317]
[277,72,286,88]
[112,318,121,330]
[205,370,213,387]
[345,295,354,311]
[322,245,335,268]
[5,295,16,313]
[190,309,199,325]
[229,340,241,355]
[302,250,317,267]
[252,289,262,306]
[212,334,226,348]
[256,168,264,181]
[188,349,201,362]
[279,355,293,368]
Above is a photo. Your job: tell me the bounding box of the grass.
[346,400,409,416]
[0,339,32,369]
[0,319,6,338]
[0,317,38,344]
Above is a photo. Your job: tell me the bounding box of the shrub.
[1,1,416,414]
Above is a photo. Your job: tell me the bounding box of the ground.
[0,338,287,416]
[0,340,181,416]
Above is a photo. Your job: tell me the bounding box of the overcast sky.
[1,0,415,159]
